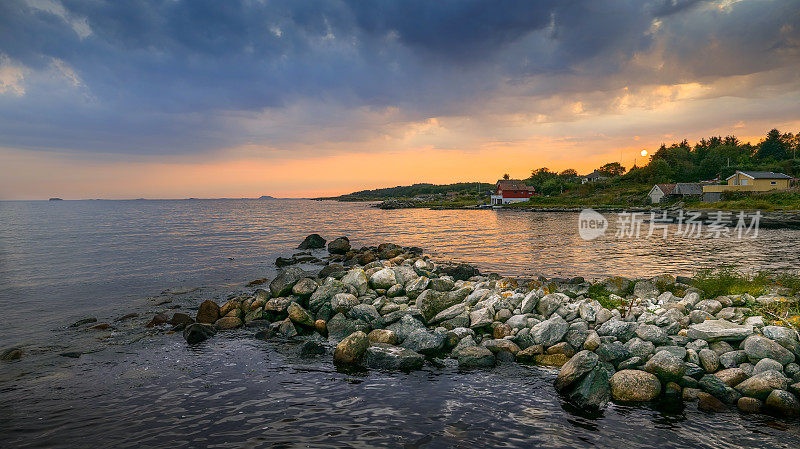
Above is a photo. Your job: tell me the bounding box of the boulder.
[734,370,789,400]
[341,269,369,296]
[644,350,687,383]
[333,331,369,364]
[370,268,398,290]
[564,365,611,409]
[214,316,242,330]
[609,370,662,402]
[387,315,425,343]
[737,397,763,413]
[368,329,398,345]
[469,307,494,329]
[328,236,351,255]
[697,392,727,412]
[743,335,795,365]
[292,278,318,297]
[183,323,216,344]
[753,358,784,375]
[533,354,570,367]
[483,339,521,355]
[555,350,599,391]
[297,233,326,249]
[765,389,800,416]
[633,281,659,299]
[699,374,742,404]
[287,302,314,327]
[270,267,307,297]
[326,313,359,342]
[364,344,424,370]
[530,314,569,347]
[714,368,748,387]
[331,293,359,314]
[597,319,637,342]
[686,320,753,342]
[196,300,220,324]
[308,280,350,313]
[402,329,445,355]
[458,346,496,369]
[537,293,568,317]
[698,349,720,373]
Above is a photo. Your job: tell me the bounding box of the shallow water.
[1,199,799,448]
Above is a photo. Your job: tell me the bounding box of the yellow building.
[702,170,792,201]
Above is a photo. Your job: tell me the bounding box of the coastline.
[59,234,800,420]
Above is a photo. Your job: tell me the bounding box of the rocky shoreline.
[135,234,800,419]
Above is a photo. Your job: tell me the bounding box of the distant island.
[48,197,63,201]
[258,195,276,200]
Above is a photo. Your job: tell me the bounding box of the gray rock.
[754,358,785,375]
[610,369,662,401]
[636,324,669,345]
[700,374,742,404]
[633,281,659,299]
[430,303,467,325]
[537,293,568,317]
[327,236,350,254]
[386,315,425,343]
[555,350,599,391]
[645,350,687,383]
[469,307,494,329]
[624,337,655,359]
[292,278,318,297]
[530,314,569,347]
[686,320,753,342]
[457,346,496,369]
[765,389,800,416]
[308,280,350,313]
[719,350,748,368]
[331,293,359,314]
[597,319,637,342]
[347,304,382,327]
[341,269,369,296]
[596,341,629,364]
[402,329,445,355]
[520,291,540,314]
[270,267,307,297]
[326,313,359,342]
[370,268,398,290]
[564,365,611,409]
[183,323,216,344]
[699,349,720,373]
[695,299,723,315]
[364,343,424,370]
[743,335,795,365]
[333,330,369,364]
[735,370,789,400]
[297,233,326,249]
[763,325,800,355]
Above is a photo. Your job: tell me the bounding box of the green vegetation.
[320,182,494,202]
[691,189,800,211]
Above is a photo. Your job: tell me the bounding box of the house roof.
[583,170,608,179]
[725,170,792,180]
[673,183,703,195]
[496,179,535,191]
[653,183,676,195]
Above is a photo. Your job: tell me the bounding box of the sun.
[640,149,648,157]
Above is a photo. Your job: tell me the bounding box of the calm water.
[1,199,799,448]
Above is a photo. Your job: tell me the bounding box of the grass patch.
[694,189,800,211]
[586,283,622,310]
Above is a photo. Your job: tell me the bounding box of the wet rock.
[596,341,629,364]
[483,339,521,355]
[765,389,800,416]
[315,319,327,336]
[644,350,687,383]
[69,317,97,327]
[735,370,789,400]
[737,397,763,413]
[743,335,795,365]
[146,313,169,328]
[533,353,570,367]
[326,313,359,342]
[555,350,599,391]
[697,392,727,412]
[214,316,242,330]
[699,374,742,404]
[169,313,193,327]
[368,329,397,345]
[264,296,292,313]
[298,233,326,249]
[365,343,424,370]
[328,236,351,255]
[438,263,480,281]
[318,263,346,279]
[287,302,315,327]
[183,323,216,344]
[564,365,611,409]
[686,320,753,342]
[300,340,326,357]
[347,304,382,328]
[458,346,496,369]
[270,267,307,297]
[610,370,661,402]
[333,331,369,364]
[115,313,139,322]
[1,348,22,361]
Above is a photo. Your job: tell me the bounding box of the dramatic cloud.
[0,0,799,197]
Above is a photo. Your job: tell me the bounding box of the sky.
[1,0,799,199]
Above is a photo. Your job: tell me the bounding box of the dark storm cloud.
[0,0,798,155]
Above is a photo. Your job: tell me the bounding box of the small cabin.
[702,171,792,201]
[490,179,536,205]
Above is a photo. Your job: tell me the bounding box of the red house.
[490,179,536,205]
